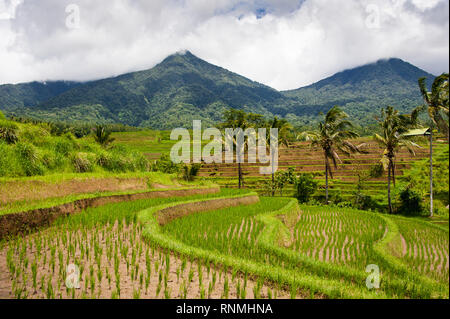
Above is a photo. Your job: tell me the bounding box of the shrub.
[352,193,379,211]
[295,174,318,203]
[369,163,384,178]
[19,124,50,145]
[0,120,19,144]
[93,125,115,147]
[71,152,94,173]
[15,142,45,176]
[54,138,75,156]
[181,164,201,182]
[0,141,23,176]
[398,187,424,216]
[152,154,180,174]
[274,168,296,196]
[0,110,6,120]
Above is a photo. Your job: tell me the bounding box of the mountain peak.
[301,57,435,90]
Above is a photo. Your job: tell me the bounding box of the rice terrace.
[0,1,449,304]
[0,91,448,300]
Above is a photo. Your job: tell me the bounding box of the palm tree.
[265,117,292,196]
[219,109,260,188]
[93,125,115,147]
[299,106,361,203]
[373,106,420,214]
[418,73,449,142]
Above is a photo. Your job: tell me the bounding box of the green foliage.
[0,120,19,144]
[182,164,201,182]
[93,125,115,147]
[151,154,180,174]
[397,187,423,216]
[0,110,6,120]
[373,106,421,213]
[0,119,150,177]
[402,144,449,213]
[418,73,449,141]
[299,106,361,202]
[369,163,384,178]
[71,152,95,173]
[15,142,45,176]
[273,168,296,196]
[295,173,318,203]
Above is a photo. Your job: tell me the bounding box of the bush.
[352,193,379,211]
[15,142,45,176]
[397,188,424,216]
[182,164,201,182]
[54,137,75,156]
[151,154,181,174]
[0,120,19,144]
[19,124,51,145]
[95,147,149,173]
[0,141,23,176]
[369,163,384,178]
[295,174,318,203]
[71,152,94,173]
[0,110,6,120]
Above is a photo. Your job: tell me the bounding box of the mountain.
[0,81,80,111]
[0,53,436,129]
[282,58,435,126]
[7,51,293,128]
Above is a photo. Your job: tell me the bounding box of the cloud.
[0,0,448,90]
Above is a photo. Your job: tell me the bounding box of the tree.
[274,167,296,197]
[295,173,318,203]
[93,125,115,147]
[219,109,262,188]
[265,117,292,196]
[373,106,420,214]
[418,73,449,141]
[298,106,361,204]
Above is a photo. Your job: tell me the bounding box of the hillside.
[282,58,435,125]
[8,51,292,128]
[0,81,80,111]
[0,53,435,129]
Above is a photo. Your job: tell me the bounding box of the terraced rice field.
[197,139,439,203]
[163,198,290,265]
[286,206,386,269]
[1,189,291,299]
[391,217,449,283]
[1,184,448,299]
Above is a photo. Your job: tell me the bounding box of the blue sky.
[0,0,448,89]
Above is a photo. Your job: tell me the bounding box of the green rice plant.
[389,215,449,283]
[223,275,229,299]
[111,290,119,299]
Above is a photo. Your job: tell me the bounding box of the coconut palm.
[265,117,292,196]
[93,125,115,147]
[373,106,421,214]
[298,106,361,203]
[219,109,262,188]
[418,73,449,141]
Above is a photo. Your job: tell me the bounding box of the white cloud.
[0,0,448,90]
